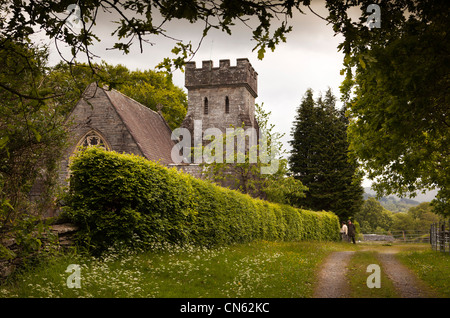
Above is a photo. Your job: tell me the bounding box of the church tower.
[181,58,259,140]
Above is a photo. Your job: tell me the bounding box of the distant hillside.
[363,187,437,213]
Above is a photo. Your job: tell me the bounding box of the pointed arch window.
[204,97,209,115]
[77,130,110,151]
[225,96,230,114]
[67,130,110,179]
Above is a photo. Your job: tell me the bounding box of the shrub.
[62,148,340,253]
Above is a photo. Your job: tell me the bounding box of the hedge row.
[63,148,340,252]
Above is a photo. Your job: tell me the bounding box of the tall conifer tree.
[289,88,363,220]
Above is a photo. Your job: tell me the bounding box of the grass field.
[0,241,448,298]
[0,241,352,298]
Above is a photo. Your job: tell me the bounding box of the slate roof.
[94,83,176,165]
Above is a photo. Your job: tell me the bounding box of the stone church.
[53,58,259,207]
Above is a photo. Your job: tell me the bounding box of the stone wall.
[362,234,395,241]
[0,223,78,281]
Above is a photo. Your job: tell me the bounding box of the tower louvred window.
[204,97,209,114]
[225,96,230,113]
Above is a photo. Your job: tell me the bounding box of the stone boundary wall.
[0,223,78,281]
[362,234,395,241]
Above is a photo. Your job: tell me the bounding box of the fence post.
[431,223,435,251]
[433,223,437,251]
[435,223,438,251]
[438,221,441,252]
[447,219,450,255]
[434,223,437,251]
[430,224,434,250]
[443,221,446,253]
[442,221,445,252]
[433,223,436,251]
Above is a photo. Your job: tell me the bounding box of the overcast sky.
[35,1,375,187]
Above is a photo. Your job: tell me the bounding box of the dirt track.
[376,252,436,298]
[313,248,436,298]
[313,251,355,298]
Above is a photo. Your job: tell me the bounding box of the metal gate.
[430,220,450,253]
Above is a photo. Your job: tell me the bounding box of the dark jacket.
[348,223,356,237]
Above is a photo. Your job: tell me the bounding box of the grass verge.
[397,249,450,297]
[346,250,399,298]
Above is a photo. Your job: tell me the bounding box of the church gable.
[58,83,175,185]
[103,88,175,165]
[65,83,143,154]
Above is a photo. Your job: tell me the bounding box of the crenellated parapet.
[185,58,258,98]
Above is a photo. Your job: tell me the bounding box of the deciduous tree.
[0,39,67,230]
[354,198,393,233]
[327,0,450,216]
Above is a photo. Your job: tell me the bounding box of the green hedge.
[63,148,340,252]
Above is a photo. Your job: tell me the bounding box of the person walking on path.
[340,222,348,241]
[347,220,356,244]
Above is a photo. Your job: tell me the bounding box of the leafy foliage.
[263,162,309,206]
[62,147,340,254]
[327,0,450,216]
[202,102,308,203]
[0,0,314,72]
[354,198,442,234]
[0,39,68,232]
[391,202,442,233]
[355,198,393,233]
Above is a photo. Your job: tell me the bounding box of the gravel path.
[376,252,436,298]
[314,249,436,298]
[313,251,355,298]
